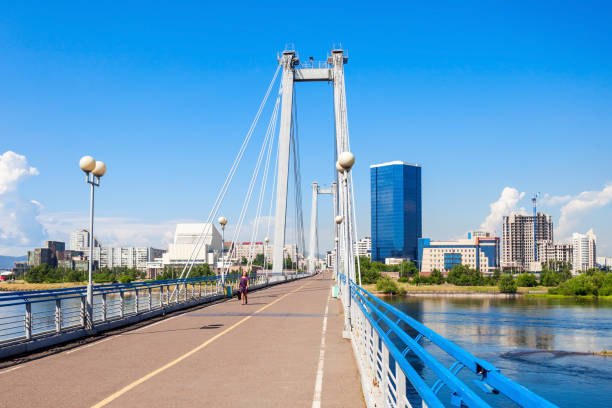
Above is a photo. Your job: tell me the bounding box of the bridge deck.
[0,272,364,407]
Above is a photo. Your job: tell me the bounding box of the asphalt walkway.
[0,272,364,407]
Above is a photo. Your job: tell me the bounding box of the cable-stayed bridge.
[0,48,557,408]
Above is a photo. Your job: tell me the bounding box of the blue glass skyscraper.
[370,161,422,263]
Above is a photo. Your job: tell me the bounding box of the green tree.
[357,256,382,284]
[376,276,405,295]
[490,269,501,285]
[548,272,612,296]
[399,261,418,278]
[429,269,445,284]
[539,270,559,287]
[498,275,517,293]
[252,253,265,266]
[447,265,483,286]
[516,273,538,287]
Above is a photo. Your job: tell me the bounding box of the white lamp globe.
[335,215,343,224]
[264,237,270,243]
[218,216,228,226]
[335,161,344,173]
[79,156,96,173]
[338,151,355,170]
[92,161,106,177]
[335,237,339,242]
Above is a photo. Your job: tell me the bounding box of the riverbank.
[0,280,88,291]
[525,293,612,301]
[363,282,547,296]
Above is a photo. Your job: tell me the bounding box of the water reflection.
[385,295,612,408]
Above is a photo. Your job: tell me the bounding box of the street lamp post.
[79,155,106,330]
[337,151,355,336]
[218,217,227,284]
[264,237,270,275]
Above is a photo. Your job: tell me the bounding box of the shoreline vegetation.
[0,263,218,292]
[356,256,612,300]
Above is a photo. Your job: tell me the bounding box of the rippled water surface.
[385,296,612,407]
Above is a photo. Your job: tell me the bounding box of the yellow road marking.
[91,281,310,408]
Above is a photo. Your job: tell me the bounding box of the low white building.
[354,237,371,259]
[233,242,273,262]
[88,247,165,271]
[162,223,222,266]
[419,235,500,275]
[597,256,612,269]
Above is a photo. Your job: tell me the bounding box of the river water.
[385,295,612,407]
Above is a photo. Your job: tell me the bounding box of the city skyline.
[1,3,612,256]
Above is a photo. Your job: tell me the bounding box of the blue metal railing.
[345,279,558,407]
[0,272,307,354]
[0,275,236,306]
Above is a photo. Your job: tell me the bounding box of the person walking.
[239,271,249,305]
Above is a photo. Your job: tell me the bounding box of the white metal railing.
[297,60,331,69]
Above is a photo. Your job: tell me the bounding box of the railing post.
[135,289,139,314]
[80,296,86,328]
[199,282,202,298]
[148,287,152,311]
[55,298,61,333]
[183,283,187,301]
[396,360,407,407]
[120,290,125,318]
[382,342,390,404]
[25,302,32,340]
[160,286,164,308]
[175,283,179,303]
[102,293,107,322]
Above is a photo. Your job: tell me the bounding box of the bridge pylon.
[272,48,353,281]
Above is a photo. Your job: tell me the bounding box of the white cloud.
[557,183,612,239]
[480,187,525,233]
[0,152,46,255]
[0,151,39,194]
[540,193,572,206]
[38,210,195,250]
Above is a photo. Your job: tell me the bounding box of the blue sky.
[1,1,611,256]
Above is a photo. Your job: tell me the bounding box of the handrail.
[0,275,243,302]
[346,279,558,408]
[0,271,313,356]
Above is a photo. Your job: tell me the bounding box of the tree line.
[357,256,611,296]
[24,264,145,284]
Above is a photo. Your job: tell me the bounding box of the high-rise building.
[27,241,66,267]
[70,229,101,251]
[370,161,422,263]
[537,241,573,266]
[354,237,372,259]
[572,231,597,272]
[501,213,553,271]
[325,250,336,269]
[419,234,500,275]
